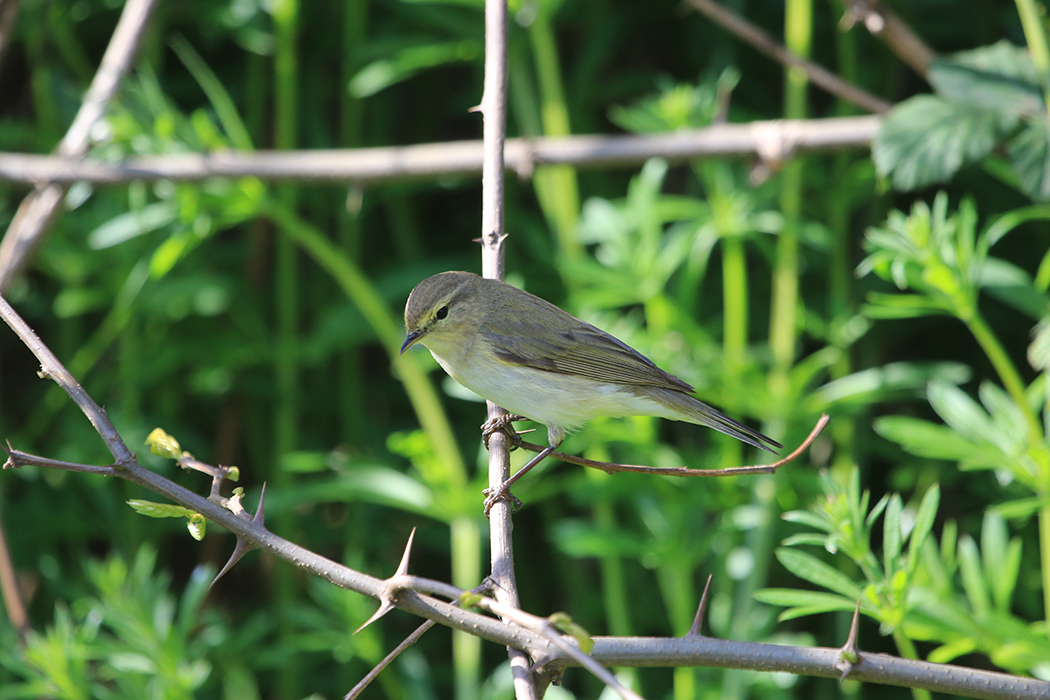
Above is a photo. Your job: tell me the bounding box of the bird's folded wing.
[482,320,695,393]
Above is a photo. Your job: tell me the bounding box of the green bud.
[146,428,182,459]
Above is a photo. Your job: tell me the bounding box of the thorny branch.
[2,294,1050,698]
[477,0,537,696]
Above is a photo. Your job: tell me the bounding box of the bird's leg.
[481,413,528,451]
[483,439,562,516]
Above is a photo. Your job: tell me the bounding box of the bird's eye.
[436,305,449,320]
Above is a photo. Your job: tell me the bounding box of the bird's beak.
[400,329,424,355]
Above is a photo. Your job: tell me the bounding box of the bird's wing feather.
[482,316,695,393]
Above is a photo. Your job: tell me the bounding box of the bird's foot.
[482,481,522,516]
[481,414,528,451]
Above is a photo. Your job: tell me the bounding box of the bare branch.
[0,116,879,187]
[4,446,119,476]
[501,414,829,479]
[0,0,160,293]
[837,0,934,78]
[478,0,537,696]
[0,295,135,465]
[686,0,892,114]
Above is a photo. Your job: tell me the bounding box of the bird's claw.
[482,482,522,516]
[481,414,527,451]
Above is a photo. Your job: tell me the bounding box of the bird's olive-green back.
[407,272,696,393]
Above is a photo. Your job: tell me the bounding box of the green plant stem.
[965,313,1042,443]
[964,311,1050,632]
[1015,0,1050,115]
[722,234,747,362]
[528,10,582,263]
[451,515,482,700]
[272,3,300,697]
[266,205,469,494]
[655,556,695,700]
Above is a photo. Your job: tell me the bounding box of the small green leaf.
[187,513,206,541]
[993,496,1049,519]
[548,612,593,654]
[1028,319,1050,372]
[862,293,951,319]
[775,549,863,599]
[146,428,183,460]
[981,257,1050,319]
[907,483,940,575]
[874,416,975,460]
[349,41,481,97]
[127,499,199,519]
[754,588,858,620]
[928,381,995,443]
[88,202,179,249]
[883,495,903,574]
[958,535,990,615]
[459,591,483,608]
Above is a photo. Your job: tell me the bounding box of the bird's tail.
[648,389,781,454]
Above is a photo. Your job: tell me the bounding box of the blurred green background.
[0,0,1047,698]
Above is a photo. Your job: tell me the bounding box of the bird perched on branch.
[401,271,780,512]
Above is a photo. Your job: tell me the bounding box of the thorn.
[252,483,267,528]
[686,574,713,637]
[394,527,416,578]
[355,528,416,635]
[209,485,267,589]
[834,600,862,681]
[355,598,397,635]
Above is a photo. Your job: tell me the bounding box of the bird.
[401,271,780,511]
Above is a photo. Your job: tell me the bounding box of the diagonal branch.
[836,0,934,78]
[686,0,892,113]
[0,0,160,293]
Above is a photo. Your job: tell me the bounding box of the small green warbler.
[401,271,780,510]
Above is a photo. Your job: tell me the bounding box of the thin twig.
[0,116,880,186]
[505,414,829,479]
[685,0,892,114]
[836,0,934,78]
[0,0,160,293]
[0,296,135,465]
[345,619,437,699]
[4,446,119,476]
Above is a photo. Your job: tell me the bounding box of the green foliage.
[760,469,1050,678]
[874,41,1050,201]
[2,1,1049,699]
[1,549,225,700]
[127,500,208,541]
